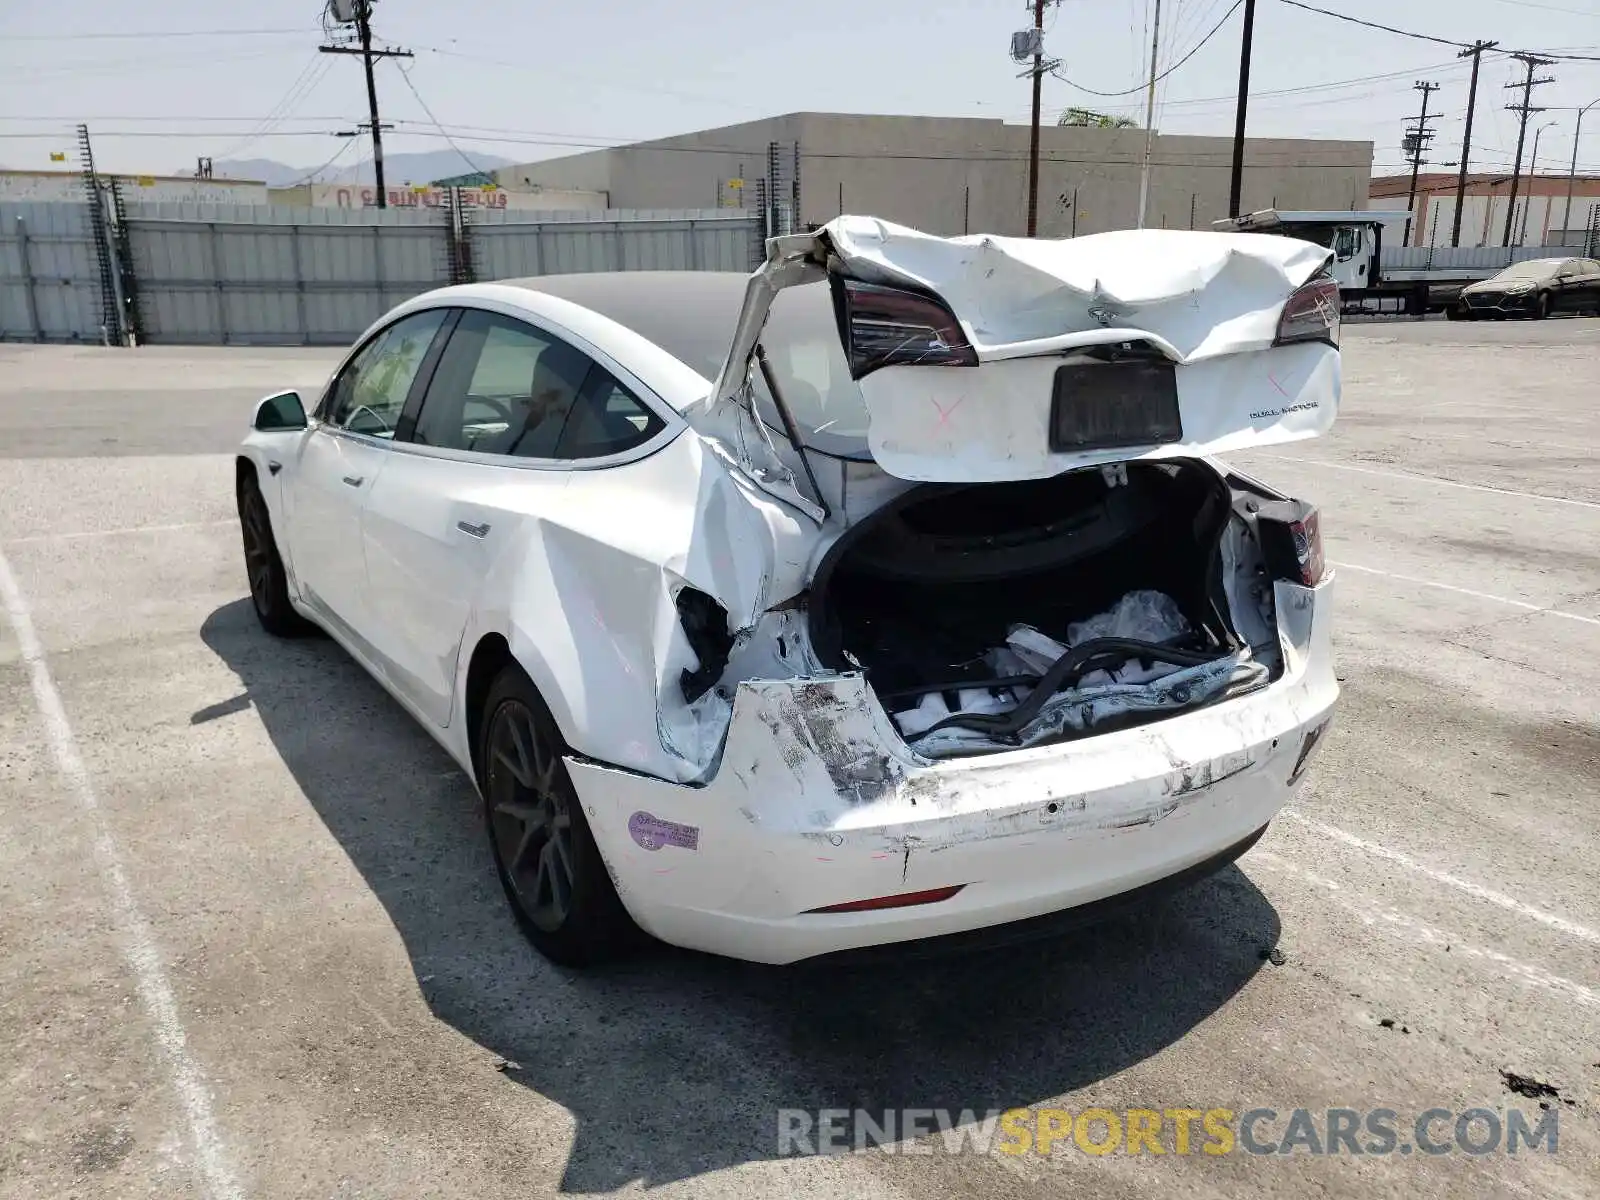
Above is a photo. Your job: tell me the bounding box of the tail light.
[1275,276,1341,347]
[807,885,966,914]
[1256,499,1326,587]
[830,277,978,380]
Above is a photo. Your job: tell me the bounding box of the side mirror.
[253,390,307,432]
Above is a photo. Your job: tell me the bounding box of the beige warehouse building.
[498,112,1374,239]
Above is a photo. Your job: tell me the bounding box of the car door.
[1550,261,1583,313]
[1581,260,1600,313]
[360,305,669,726]
[285,307,450,644]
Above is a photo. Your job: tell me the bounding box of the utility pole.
[1402,81,1440,246]
[1026,0,1046,237]
[320,0,411,209]
[1228,0,1257,219]
[1501,53,1555,247]
[1137,0,1163,230]
[1451,40,1498,247]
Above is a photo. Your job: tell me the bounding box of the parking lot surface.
[2,320,1597,1198]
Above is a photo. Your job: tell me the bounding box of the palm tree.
[1058,108,1139,129]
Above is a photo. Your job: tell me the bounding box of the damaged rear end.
[566,217,1340,963]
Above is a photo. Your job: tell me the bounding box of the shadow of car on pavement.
[200,597,1280,1193]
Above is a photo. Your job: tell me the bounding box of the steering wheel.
[470,395,516,425]
[346,404,393,437]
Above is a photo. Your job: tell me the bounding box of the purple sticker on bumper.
[628,811,700,852]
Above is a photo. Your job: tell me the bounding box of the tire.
[1534,292,1552,320]
[478,664,637,965]
[1446,307,1466,321]
[238,471,313,637]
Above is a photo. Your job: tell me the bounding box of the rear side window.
[409,309,665,460]
[555,369,664,459]
[410,310,593,457]
[324,309,449,438]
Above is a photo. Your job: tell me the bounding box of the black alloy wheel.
[480,666,636,964]
[238,473,310,636]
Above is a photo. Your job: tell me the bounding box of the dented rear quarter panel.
[564,575,1337,959]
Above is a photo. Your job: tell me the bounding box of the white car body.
[238,216,1339,964]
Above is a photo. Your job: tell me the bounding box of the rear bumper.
[566,576,1337,965]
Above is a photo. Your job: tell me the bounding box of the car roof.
[498,272,751,380]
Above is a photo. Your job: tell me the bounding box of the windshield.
[1491,260,1563,283]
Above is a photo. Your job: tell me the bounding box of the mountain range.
[197,150,519,188]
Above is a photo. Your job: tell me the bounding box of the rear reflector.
[807,885,966,914]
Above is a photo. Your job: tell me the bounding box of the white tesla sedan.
[236,216,1339,965]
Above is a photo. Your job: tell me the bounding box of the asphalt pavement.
[1,319,1596,1198]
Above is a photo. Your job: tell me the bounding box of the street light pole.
[1520,121,1557,245]
[1563,98,1598,248]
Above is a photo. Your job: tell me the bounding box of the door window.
[1332,227,1360,262]
[324,309,449,438]
[409,309,665,460]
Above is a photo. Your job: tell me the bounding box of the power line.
[1052,0,1244,98]
[1276,0,1467,48]
[1277,0,1600,61]
[288,135,361,186]
[393,60,495,179]
[0,28,312,40]
[211,54,331,161]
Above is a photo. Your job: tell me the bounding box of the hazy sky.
[3,0,1599,179]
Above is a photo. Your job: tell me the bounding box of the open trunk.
[809,458,1273,758]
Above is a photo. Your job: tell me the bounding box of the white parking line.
[1252,852,1600,1011]
[2,518,237,546]
[1281,812,1600,947]
[0,547,244,1200]
[1331,560,1600,627]
[1251,454,1600,510]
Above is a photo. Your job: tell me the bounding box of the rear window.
[532,274,872,457]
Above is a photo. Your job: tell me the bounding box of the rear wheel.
[479,665,636,965]
[238,472,311,637]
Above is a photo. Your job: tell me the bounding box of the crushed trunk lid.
[693,216,1340,486]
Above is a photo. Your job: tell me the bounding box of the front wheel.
[1446,307,1467,321]
[1534,292,1553,320]
[238,472,312,637]
[479,665,638,965]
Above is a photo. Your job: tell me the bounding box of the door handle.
[342,475,364,488]
[456,520,491,539]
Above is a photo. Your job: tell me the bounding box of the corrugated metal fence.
[0,200,763,346]
[0,202,105,342]
[1380,243,1593,275]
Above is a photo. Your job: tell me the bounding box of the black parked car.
[1449,257,1600,320]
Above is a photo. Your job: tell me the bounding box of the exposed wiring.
[1052,0,1245,98]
